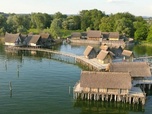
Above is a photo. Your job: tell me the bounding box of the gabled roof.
[122,50,133,57]
[84,46,95,56]
[100,45,110,51]
[109,62,151,77]
[87,30,101,38]
[28,35,41,44]
[40,33,50,39]
[80,71,131,89]
[71,32,81,37]
[109,32,119,39]
[5,32,21,43]
[97,50,113,60]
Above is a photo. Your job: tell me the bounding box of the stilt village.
[4,30,152,106]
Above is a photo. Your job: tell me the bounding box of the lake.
[0,43,152,114]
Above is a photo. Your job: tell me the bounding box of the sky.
[0,0,152,16]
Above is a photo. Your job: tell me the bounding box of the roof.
[84,46,94,56]
[97,50,113,60]
[80,71,131,89]
[71,32,81,37]
[122,50,133,57]
[100,45,110,51]
[109,62,151,77]
[5,32,20,43]
[40,33,50,39]
[109,32,119,39]
[28,35,41,44]
[87,30,101,38]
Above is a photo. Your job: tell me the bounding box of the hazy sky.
[0,0,152,16]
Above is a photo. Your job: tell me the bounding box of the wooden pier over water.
[5,47,107,71]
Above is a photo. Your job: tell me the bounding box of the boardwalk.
[5,47,107,71]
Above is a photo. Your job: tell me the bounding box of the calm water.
[0,43,152,114]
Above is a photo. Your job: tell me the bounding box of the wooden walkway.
[6,47,106,71]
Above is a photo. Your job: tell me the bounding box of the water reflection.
[74,100,144,114]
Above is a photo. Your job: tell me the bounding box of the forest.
[0,9,152,42]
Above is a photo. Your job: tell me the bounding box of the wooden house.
[27,35,42,47]
[87,30,101,41]
[5,32,22,46]
[100,45,110,51]
[110,46,123,57]
[79,71,131,94]
[40,33,53,48]
[122,50,134,62]
[81,32,87,39]
[108,32,119,41]
[71,32,81,40]
[83,46,97,59]
[97,50,113,64]
[108,62,151,80]
[101,32,109,40]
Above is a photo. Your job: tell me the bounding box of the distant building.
[108,32,119,41]
[87,30,101,41]
[97,50,113,64]
[122,50,134,62]
[27,35,42,47]
[108,62,151,80]
[40,33,53,48]
[71,32,81,40]
[5,32,22,46]
[83,46,97,59]
[79,71,131,94]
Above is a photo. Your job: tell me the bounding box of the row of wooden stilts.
[74,92,145,105]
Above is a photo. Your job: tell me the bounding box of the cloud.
[107,0,122,3]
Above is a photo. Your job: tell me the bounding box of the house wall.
[87,37,100,41]
[109,38,119,41]
[5,42,15,46]
[88,50,96,59]
[82,87,129,94]
[29,43,37,46]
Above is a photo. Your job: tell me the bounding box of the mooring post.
[69,86,71,95]
[9,81,12,91]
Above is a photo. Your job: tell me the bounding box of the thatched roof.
[122,50,133,57]
[40,33,50,39]
[97,50,114,60]
[109,32,119,39]
[84,46,94,56]
[5,32,21,43]
[109,62,151,77]
[28,35,41,44]
[71,32,81,37]
[80,71,131,89]
[100,45,110,51]
[87,30,101,38]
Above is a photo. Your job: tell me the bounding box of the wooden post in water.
[9,81,12,91]
[69,86,71,95]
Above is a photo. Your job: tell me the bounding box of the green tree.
[134,24,148,41]
[0,14,7,35]
[50,19,61,38]
[99,16,114,32]
[147,26,152,42]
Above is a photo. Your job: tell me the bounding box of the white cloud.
[107,0,122,3]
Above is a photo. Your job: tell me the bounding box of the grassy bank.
[0,37,4,44]
[140,41,152,46]
[28,29,83,39]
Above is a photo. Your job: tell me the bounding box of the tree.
[0,14,7,35]
[134,24,148,41]
[147,26,152,43]
[99,16,114,32]
[50,19,61,38]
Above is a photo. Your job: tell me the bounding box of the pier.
[5,46,107,71]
